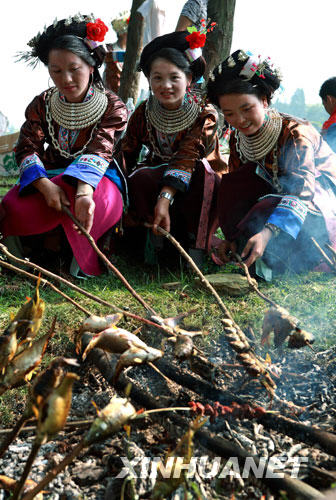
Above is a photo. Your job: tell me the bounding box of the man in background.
[320,77,336,152]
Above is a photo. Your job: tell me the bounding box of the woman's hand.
[153,198,171,234]
[74,195,95,233]
[33,178,70,211]
[73,182,95,233]
[214,240,237,264]
[241,227,273,267]
[153,186,176,235]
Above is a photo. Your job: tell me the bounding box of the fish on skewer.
[13,276,45,343]
[81,326,163,382]
[0,321,18,374]
[75,313,123,354]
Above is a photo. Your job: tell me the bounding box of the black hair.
[31,18,106,88]
[207,50,281,107]
[208,77,273,107]
[139,31,206,83]
[142,47,205,83]
[48,35,104,87]
[319,77,336,100]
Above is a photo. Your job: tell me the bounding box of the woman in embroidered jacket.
[119,31,226,261]
[207,50,336,279]
[0,16,128,277]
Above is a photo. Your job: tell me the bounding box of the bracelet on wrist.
[157,191,174,205]
[75,193,91,199]
[264,222,281,238]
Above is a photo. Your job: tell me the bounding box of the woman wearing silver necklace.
[207,50,336,279]
[118,31,226,265]
[0,15,128,277]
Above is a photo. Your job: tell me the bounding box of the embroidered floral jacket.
[228,113,336,238]
[16,88,128,194]
[119,100,226,193]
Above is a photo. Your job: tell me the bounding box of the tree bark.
[118,0,145,104]
[203,0,236,80]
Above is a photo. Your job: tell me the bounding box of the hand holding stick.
[62,204,157,315]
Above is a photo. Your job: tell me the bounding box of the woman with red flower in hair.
[117,31,226,267]
[0,15,128,277]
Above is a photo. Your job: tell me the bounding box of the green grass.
[0,249,336,425]
[0,176,17,199]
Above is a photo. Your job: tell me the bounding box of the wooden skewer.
[0,259,92,316]
[62,205,157,315]
[311,237,335,270]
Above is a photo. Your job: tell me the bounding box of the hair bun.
[140,31,197,74]
[212,50,281,93]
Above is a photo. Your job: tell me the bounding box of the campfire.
[0,223,335,499]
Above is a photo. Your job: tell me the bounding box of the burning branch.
[145,224,276,395]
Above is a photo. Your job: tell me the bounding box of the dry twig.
[0,244,180,338]
[0,259,92,316]
[311,237,336,271]
[62,205,156,315]
[233,253,278,307]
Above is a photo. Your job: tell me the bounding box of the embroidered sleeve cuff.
[63,154,109,189]
[19,154,47,193]
[163,168,192,193]
[267,195,307,239]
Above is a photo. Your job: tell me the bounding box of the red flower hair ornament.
[85,18,108,49]
[185,19,215,62]
[86,18,109,42]
[18,14,109,67]
[185,31,206,49]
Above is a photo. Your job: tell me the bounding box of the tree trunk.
[118,0,145,104]
[203,0,236,80]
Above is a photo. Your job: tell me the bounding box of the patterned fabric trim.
[19,154,47,192]
[276,195,307,223]
[163,168,192,186]
[58,127,80,153]
[155,130,178,157]
[267,195,308,239]
[63,154,109,190]
[20,170,48,194]
[70,154,109,175]
[19,153,45,175]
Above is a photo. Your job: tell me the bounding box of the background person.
[176,0,208,31]
[207,50,336,279]
[319,77,336,152]
[0,15,128,277]
[103,12,129,94]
